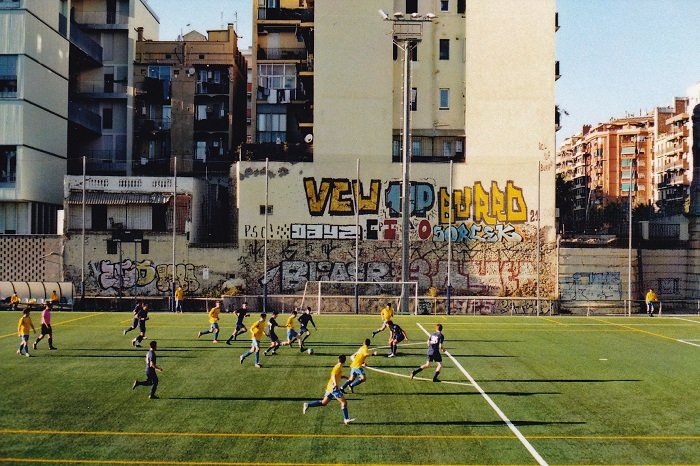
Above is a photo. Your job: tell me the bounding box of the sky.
[145,0,700,149]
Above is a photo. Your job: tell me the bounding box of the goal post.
[300,280,419,315]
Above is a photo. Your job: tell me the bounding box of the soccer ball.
[307,348,314,355]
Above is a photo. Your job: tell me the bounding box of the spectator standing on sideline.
[645,289,659,316]
[132,340,163,399]
[174,286,184,314]
[33,303,57,350]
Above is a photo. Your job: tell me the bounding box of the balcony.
[69,21,103,65]
[72,80,127,100]
[67,150,127,175]
[257,47,308,61]
[135,117,171,133]
[196,81,230,95]
[241,142,313,162]
[194,117,228,132]
[257,7,314,22]
[71,10,129,28]
[68,101,102,135]
[392,136,466,163]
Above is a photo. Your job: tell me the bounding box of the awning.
[68,192,172,205]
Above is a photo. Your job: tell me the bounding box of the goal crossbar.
[301,280,419,315]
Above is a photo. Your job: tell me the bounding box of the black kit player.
[411,324,445,382]
[297,306,317,351]
[226,302,250,344]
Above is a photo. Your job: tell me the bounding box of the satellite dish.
[304,134,313,143]
[187,67,195,76]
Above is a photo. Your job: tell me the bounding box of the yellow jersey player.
[240,313,266,368]
[197,301,222,343]
[282,309,302,349]
[303,354,354,424]
[17,309,36,356]
[341,338,375,393]
[371,302,394,338]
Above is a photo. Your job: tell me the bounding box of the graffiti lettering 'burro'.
[92,260,201,293]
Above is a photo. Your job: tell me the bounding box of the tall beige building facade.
[0,0,69,234]
[237,0,558,299]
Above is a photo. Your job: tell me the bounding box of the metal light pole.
[380,10,435,314]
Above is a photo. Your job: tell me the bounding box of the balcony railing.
[257,7,314,22]
[135,118,171,132]
[73,80,127,97]
[257,47,308,61]
[196,82,230,95]
[69,21,103,64]
[72,11,129,26]
[68,101,102,134]
[392,136,466,162]
[241,142,313,162]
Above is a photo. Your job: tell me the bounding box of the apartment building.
[235,0,558,297]
[653,98,690,216]
[66,0,158,176]
[0,0,69,234]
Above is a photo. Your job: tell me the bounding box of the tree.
[555,174,575,233]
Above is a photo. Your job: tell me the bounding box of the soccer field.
[1,311,699,465]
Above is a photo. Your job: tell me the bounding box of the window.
[0,146,17,184]
[195,141,207,161]
[457,0,465,13]
[439,39,450,60]
[441,0,449,11]
[406,0,418,14]
[257,111,287,143]
[147,65,171,80]
[258,64,296,90]
[439,88,449,109]
[410,88,417,111]
[102,108,113,129]
[410,44,418,61]
[259,205,273,215]
[0,55,18,97]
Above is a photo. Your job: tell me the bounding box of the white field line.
[673,317,700,324]
[416,323,548,466]
[678,339,700,348]
[365,365,474,388]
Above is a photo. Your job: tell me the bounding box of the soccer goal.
[300,280,419,315]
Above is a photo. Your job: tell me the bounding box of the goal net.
[300,280,419,315]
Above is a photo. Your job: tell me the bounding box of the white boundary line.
[417,323,548,466]
[673,317,700,324]
[365,366,475,387]
[678,339,700,348]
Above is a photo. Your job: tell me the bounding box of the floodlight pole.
[382,11,434,314]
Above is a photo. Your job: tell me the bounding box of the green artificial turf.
[1,312,698,465]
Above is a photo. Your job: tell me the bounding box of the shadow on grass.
[355,420,586,427]
[169,396,310,402]
[360,391,561,397]
[478,378,641,383]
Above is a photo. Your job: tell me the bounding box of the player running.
[131,303,150,347]
[386,320,408,357]
[341,338,375,393]
[297,306,317,351]
[198,301,222,343]
[240,313,266,368]
[132,340,163,399]
[411,324,445,382]
[303,354,354,424]
[226,302,250,343]
[123,302,144,335]
[371,302,394,338]
[263,310,282,356]
[282,309,302,349]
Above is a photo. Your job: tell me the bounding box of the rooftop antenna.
[220,11,224,29]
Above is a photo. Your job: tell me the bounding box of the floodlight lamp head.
[378,9,390,20]
[393,11,404,18]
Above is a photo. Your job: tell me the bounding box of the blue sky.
[146,0,700,149]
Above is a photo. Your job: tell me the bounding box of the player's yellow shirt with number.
[325,362,343,393]
[17,316,33,335]
[380,306,393,321]
[251,320,265,340]
[208,306,220,323]
[351,345,370,369]
[285,315,296,329]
